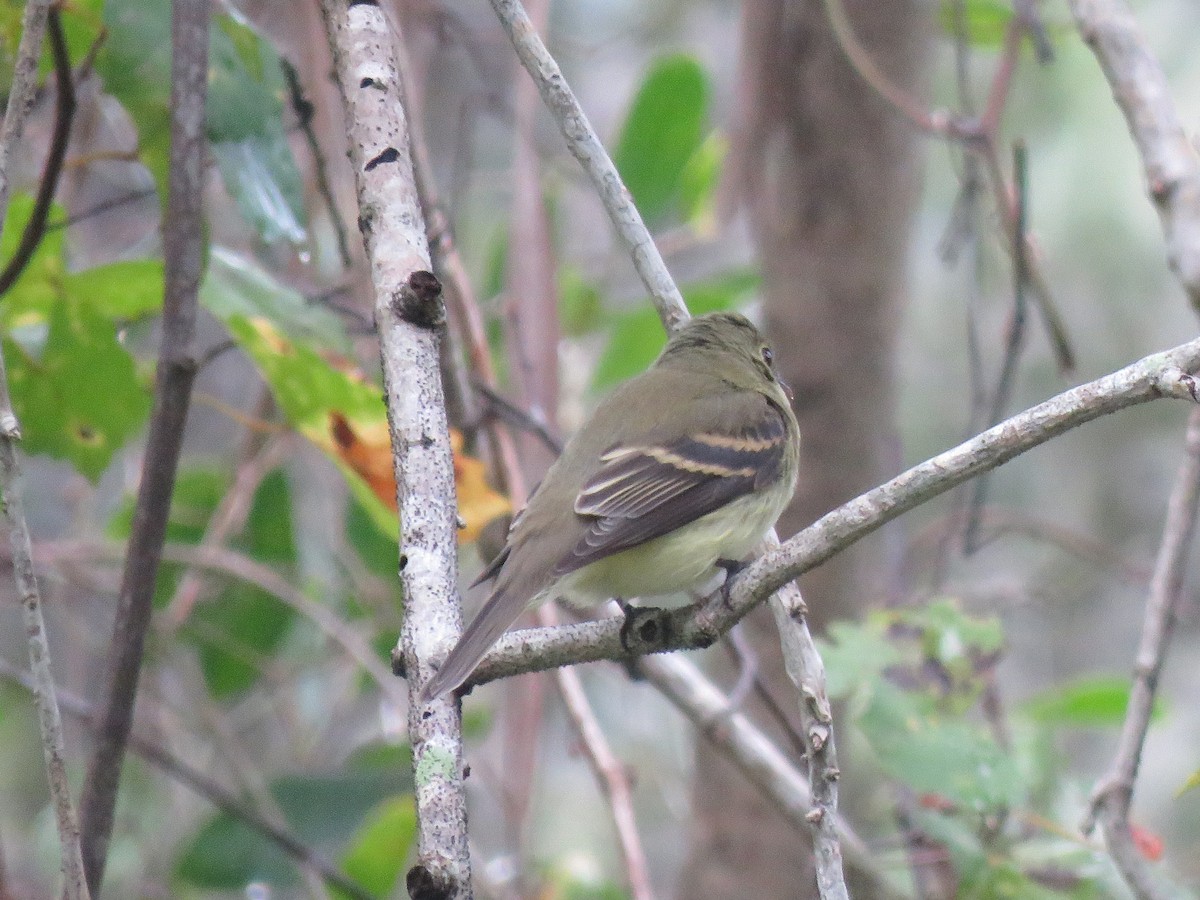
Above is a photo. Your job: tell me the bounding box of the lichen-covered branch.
[318,1,470,894]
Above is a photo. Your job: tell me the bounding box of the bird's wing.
[554,393,789,576]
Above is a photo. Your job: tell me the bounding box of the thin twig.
[964,141,1031,552]
[280,57,353,271]
[0,6,75,296]
[162,416,290,627]
[635,654,905,900]
[767,579,847,900]
[1067,4,1200,893]
[318,2,470,894]
[0,659,375,900]
[461,340,1200,686]
[820,0,964,138]
[33,539,408,709]
[0,1,88,896]
[1082,410,1200,899]
[487,0,689,333]
[76,1,209,892]
[552,640,655,900]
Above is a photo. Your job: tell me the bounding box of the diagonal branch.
[1069,0,1200,308]
[75,1,209,893]
[459,339,1200,687]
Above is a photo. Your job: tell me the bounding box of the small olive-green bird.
[420,312,800,701]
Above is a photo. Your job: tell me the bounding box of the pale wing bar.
[554,403,788,576]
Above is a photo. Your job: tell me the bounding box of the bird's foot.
[715,558,748,609]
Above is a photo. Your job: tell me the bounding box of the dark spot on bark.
[357,214,370,235]
[398,553,408,571]
[392,270,445,329]
[406,864,455,900]
[364,146,400,171]
[349,0,379,7]
[360,77,375,89]
[463,764,471,778]
[637,618,659,644]
[391,649,406,677]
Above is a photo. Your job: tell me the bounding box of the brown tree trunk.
[679,1,930,897]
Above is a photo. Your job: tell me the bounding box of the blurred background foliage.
[0,0,1198,897]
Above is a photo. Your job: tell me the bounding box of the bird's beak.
[777,375,794,402]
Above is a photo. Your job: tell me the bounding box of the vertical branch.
[318,2,470,895]
[767,580,847,900]
[0,5,88,895]
[1082,410,1200,899]
[76,0,209,893]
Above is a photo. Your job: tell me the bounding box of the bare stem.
[1069,0,1200,309]
[487,0,689,332]
[1083,410,1200,899]
[76,3,209,892]
[0,1,87,897]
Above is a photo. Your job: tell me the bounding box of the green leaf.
[1178,768,1200,797]
[99,0,174,200]
[613,54,710,225]
[859,682,1023,813]
[558,266,603,337]
[64,260,164,320]
[7,297,151,481]
[592,270,758,388]
[177,770,413,891]
[335,795,417,900]
[818,618,903,700]
[208,16,306,244]
[1022,675,1163,728]
[202,248,350,353]
[936,0,1014,47]
[679,131,727,232]
[346,493,403,580]
[191,470,298,697]
[0,194,65,326]
[202,252,396,544]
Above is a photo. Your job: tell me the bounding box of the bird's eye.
[761,346,774,366]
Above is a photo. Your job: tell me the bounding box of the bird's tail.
[418,587,526,703]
